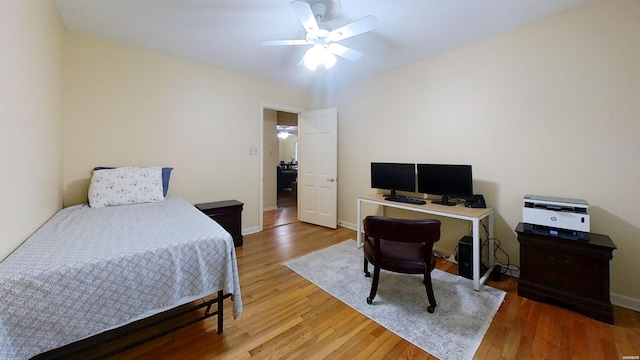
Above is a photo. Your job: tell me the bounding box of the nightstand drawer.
[210,212,240,232]
[196,200,244,247]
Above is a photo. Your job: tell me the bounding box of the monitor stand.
[431,196,456,206]
[384,189,399,200]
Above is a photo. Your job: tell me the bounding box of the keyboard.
[384,196,427,205]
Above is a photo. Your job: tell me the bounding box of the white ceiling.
[54,0,594,91]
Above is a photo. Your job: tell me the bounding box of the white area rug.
[284,240,506,360]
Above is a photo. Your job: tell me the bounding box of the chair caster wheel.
[367,297,373,305]
[427,306,435,313]
[364,272,371,277]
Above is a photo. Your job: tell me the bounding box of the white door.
[298,108,338,228]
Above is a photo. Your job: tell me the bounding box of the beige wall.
[332,0,640,306]
[62,31,310,233]
[0,1,64,260]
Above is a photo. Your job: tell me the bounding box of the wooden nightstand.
[515,222,616,324]
[196,200,244,247]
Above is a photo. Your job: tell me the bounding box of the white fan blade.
[328,43,363,62]
[328,15,377,42]
[290,0,319,32]
[259,39,310,46]
[297,52,309,67]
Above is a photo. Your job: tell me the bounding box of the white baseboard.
[433,245,454,258]
[338,219,357,231]
[263,206,277,212]
[242,226,261,236]
[611,293,640,312]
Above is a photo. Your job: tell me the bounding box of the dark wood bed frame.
[32,290,232,360]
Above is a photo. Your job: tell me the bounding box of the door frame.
[259,101,303,232]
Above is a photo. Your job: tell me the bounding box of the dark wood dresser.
[515,222,616,324]
[196,200,244,247]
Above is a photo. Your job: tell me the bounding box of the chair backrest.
[363,216,441,245]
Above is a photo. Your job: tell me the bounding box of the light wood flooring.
[262,190,298,230]
[56,194,640,359]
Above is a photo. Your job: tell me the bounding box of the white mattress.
[0,196,242,359]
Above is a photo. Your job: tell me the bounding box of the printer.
[522,195,590,240]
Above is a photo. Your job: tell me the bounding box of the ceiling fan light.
[303,45,323,71]
[303,56,319,71]
[322,50,337,69]
[304,45,336,71]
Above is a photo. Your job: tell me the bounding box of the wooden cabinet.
[196,200,243,247]
[515,223,616,324]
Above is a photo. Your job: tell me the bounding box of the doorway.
[276,122,298,199]
[262,106,300,230]
[261,105,338,231]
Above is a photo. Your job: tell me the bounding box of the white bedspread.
[0,196,242,359]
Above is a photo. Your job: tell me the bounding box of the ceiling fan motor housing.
[306,28,330,44]
[306,0,341,22]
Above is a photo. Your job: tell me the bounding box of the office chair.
[363,215,441,313]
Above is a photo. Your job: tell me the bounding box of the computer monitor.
[417,164,473,206]
[370,162,416,198]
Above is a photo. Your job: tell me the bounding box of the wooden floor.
[67,193,640,359]
[262,190,298,230]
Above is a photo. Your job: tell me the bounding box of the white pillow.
[88,167,165,208]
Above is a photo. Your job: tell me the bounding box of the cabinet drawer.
[521,244,600,277]
[523,267,603,299]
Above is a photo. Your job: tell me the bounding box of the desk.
[356,193,495,291]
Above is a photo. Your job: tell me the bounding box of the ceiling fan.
[259,0,377,70]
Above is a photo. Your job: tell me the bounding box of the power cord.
[449,220,521,278]
[479,220,520,277]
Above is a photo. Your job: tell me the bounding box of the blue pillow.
[161,167,173,196]
[93,166,173,196]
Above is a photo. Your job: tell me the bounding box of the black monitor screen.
[417,164,473,205]
[371,163,416,195]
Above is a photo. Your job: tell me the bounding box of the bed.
[0,194,242,359]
